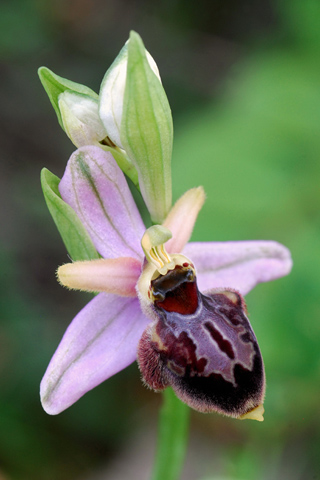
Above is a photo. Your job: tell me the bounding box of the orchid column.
[39,31,292,480]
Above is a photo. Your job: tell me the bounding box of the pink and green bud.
[99,31,173,223]
[39,33,173,222]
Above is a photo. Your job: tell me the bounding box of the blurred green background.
[1,0,320,479]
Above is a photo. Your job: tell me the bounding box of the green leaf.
[121,31,173,224]
[38,67,98,130]
[151,388,190,480]
[41,168,100,261]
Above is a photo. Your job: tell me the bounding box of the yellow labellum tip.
[239,404,265,422]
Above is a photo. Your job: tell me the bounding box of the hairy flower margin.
[40,146,292,420]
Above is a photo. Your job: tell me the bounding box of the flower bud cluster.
[39,31,173,224]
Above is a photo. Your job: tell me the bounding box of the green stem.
[151,388,190,480]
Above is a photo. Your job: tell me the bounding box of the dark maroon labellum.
[138,268,265,418]
[151,265,198,314]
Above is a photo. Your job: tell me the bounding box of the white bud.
[59,91,108,148]
[99,42,161,149]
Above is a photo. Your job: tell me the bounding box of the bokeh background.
[1,0,320,479]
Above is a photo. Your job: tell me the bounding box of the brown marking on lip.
[204,321,235,360]
[158,328,207,376]
[240,332,253,343]
[167,348,264,416]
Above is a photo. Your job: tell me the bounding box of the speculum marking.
[204,321,235,359]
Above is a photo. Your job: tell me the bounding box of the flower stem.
[150,388,190,480]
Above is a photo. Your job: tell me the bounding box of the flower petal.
[163,187,205,254]
[57,257,141,296]
[40,293,149,414]
[59,146,145,260]
[182,240,292,295]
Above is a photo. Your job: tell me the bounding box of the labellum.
[137,226,265,421]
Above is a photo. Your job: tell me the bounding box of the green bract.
[38,67,99,130]
[41,168,100,261]
[121,31,173,224]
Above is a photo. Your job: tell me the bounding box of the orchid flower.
[40,145,292,421]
